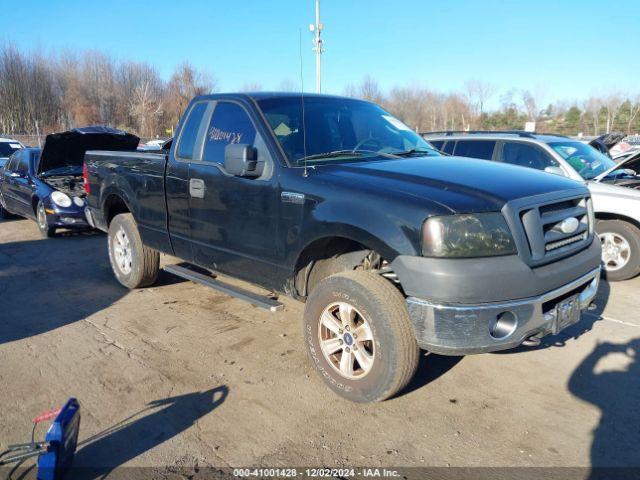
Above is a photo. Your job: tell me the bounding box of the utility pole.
[310,0,324,93]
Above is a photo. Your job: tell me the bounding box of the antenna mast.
[310,0,323,93]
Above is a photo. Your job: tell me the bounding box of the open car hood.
[595,149,640,182]
[38,126,139,175]
[589,132,625,157]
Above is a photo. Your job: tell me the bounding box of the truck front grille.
[516,194,593,266]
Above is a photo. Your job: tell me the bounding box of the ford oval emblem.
[559,217,580,234]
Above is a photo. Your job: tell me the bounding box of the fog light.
[61,217,77,224]
[489,311,518,339]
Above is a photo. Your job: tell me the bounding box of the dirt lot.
[0,217,639,476]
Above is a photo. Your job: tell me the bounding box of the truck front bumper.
[405,267,600,355]
[392,240,602,355]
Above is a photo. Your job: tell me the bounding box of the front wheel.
[303,270,419,403]
[36,201,56,238]
[108,213,159,288]
[597,219,640,281]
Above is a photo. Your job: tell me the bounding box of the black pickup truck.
[84,93,602,403]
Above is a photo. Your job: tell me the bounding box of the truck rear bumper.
[406,267,600,355]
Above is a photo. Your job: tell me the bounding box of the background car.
[0,126,139,237]
[423,131,640,281]
[0,137,24,170]
[0,147,89,236]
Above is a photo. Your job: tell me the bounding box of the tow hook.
[522,336,542,347]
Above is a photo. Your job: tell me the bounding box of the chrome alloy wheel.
[318,301,375,379]
[37,203,47,229]
[113,226,133,275]
[599,232,631,271]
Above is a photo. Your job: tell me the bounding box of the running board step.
[163,264,284,312]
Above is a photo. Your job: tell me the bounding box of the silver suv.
[424,131,640,281]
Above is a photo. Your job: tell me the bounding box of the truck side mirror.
[224,144,261,177]
[544,166,566,177]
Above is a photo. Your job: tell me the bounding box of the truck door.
[166,100,212,262]
[187,100,283,289]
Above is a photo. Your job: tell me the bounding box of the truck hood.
[319,156,587,213]
[38,126,139,176]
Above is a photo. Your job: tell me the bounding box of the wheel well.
[31,196,39,214]
[293,237,393,298]
[594,212,640,231]
[104,194,131,226]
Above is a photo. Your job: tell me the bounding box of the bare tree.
[240,82,263,92]
[603,93,623,133]
[165,61,217,131]
[584,97,603,135]
[626,95,640,134]
[344,75,383,104]
[464,79,495,128]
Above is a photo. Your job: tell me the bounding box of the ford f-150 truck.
[84,93,602,403]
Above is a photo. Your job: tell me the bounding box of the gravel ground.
[0,217,638,477]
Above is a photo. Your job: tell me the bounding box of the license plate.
[554,294,581,334]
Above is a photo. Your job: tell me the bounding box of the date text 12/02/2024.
[232,468,400,477]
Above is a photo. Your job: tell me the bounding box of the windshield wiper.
[391,149,434,157]
[299,150,366,162]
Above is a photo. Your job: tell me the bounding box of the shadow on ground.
[0,231,183,345]
[72,386,228,477]
[569,338,640,475]
[400,352,463,397]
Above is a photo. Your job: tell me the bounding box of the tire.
[108,213,159,288]
[303,270,419,403]
[36,200,56,238]
[597,219,640,281]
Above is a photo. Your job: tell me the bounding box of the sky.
[2,0,639,108]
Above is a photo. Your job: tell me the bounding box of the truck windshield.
[258,96,439,166]
[549,141,617,180]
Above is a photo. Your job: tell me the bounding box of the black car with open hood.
[38,126,140,177]
[0,127,139,238]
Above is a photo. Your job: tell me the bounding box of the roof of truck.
[194,92,364,102]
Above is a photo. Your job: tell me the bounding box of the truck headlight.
[51,191,72,208]
[422,213,517,258]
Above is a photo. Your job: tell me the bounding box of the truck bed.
[84,150,171,252]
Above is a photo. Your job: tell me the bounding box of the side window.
[17,154,29,173]
[442,141,455,155]
[202,102,257,165]
[499,142,559,171]
[428,140,445,150]
[6,152,20,171]
[176,102,208,160]
[454,140,496,160]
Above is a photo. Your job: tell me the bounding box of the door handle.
[189,178,205,198]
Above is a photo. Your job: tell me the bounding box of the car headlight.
[51,191,72,208]
[422,212,517,258]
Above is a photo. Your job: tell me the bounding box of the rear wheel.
[36,201,56,238]
[304,270,419,403]
[597,219,640,281]
[108,213,159,288]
